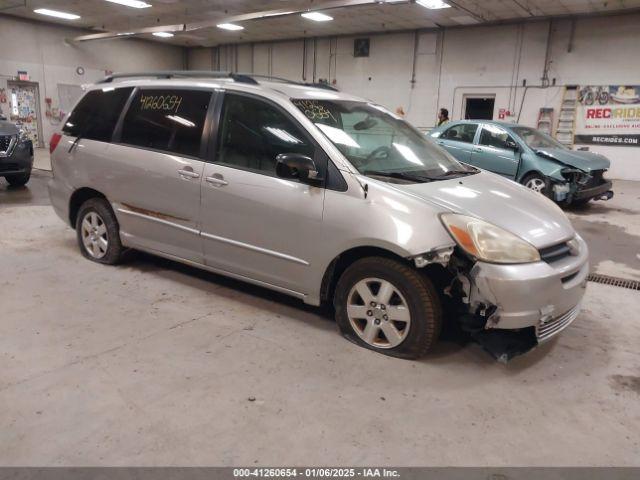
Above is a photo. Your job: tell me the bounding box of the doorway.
[464,96,495,120]
[7,80,44,148]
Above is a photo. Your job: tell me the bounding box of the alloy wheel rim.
[347,277,411,349]
[81,211,108,259]
[525,178,546,193]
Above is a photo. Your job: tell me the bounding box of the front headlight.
[440,213,541,264]
[18,129,29,142]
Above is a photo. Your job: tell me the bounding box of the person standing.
[437,108,449,126]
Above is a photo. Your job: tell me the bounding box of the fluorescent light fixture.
[301,12,333,22]
[217,23,244,31]
[116,32,135,36]
[153,31,174,38]
[104,0,152,8]
[416,0,451,9]
[33,8,80,20]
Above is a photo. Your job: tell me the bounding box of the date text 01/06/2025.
[232,468,400,478]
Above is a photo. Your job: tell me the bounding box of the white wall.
[0,15,185,145]
[187,13,640,180]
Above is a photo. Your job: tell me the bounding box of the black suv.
[0,115,34,186]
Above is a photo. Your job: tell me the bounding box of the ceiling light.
[33,8,80,20]
[217,23,244,31]
[301,12,333,22]
[104,0,152,8]
[153,32,174,38]
[416,0,451,9]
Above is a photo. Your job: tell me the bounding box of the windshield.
[511,126,566,150]
[292,99,474,181]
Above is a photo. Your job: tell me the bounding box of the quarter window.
[62,87,133,142]
[120,89,212,158]
[479,125,516,150]
[441,123,478,143]
[216,94,315,176]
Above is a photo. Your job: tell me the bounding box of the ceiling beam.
[445,1,488,22]
[512,0,535,17]
[71,0,412,42]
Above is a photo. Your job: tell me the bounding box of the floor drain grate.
[588,273,640,291]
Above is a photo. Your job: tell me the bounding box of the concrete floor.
[1,170,639,466]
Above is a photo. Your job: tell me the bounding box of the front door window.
[216,93,315,178]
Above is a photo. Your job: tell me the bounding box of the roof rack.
[97,70,338,91]
[245,74,338,91]
[97,71,259,85]
[304,82,339,92]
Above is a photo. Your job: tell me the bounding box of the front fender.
[307,177,456,303]
[517,153,566,182]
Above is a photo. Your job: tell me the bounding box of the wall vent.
[588,273,640,291]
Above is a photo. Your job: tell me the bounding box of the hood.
[395,171,575,248]
[0,121,19,136]
[534,148,610,172]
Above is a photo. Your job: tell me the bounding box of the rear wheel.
[4,170,31,186]
[334,257,442,359]
[75,198,124,265]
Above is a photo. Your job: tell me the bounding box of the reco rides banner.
[574,85,640,147]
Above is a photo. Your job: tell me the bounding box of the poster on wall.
[574,85,640,147]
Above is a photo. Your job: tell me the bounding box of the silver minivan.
[49,72,589,359]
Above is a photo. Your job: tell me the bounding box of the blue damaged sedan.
[430,120,614,206]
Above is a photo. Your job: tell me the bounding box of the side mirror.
[275,153,323,185]
[506,139,519,151]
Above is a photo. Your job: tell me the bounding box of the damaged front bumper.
[552,169,613,203]
[454,234,588,358]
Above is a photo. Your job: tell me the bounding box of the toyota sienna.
[48,72,589,359]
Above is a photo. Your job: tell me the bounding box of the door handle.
[178,168,200,179]
[437,141,444,145]
[205,175,229,187]
[472,147,483,152]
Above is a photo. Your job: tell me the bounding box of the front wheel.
[334,257,442,359]
[522,172,548,196]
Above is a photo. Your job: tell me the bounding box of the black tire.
[5,170,31,186]
[334,256,442,359]
[521,172,549,197]
[75,197,124,265]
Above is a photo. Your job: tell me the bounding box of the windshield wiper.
[363,170,437,182]
[435,168,478,178]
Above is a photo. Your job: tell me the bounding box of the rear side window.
[62,87,133,142]
[121,89,212,158]
[441,123,478,143]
